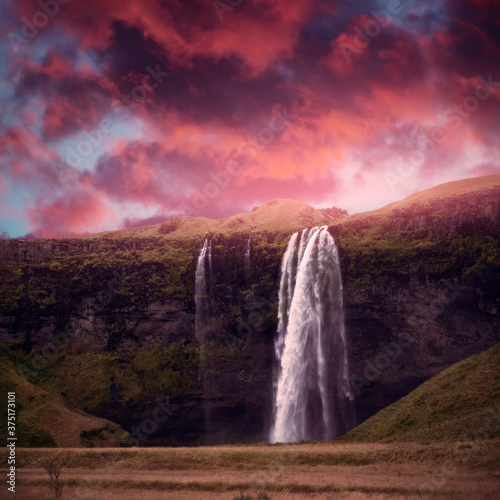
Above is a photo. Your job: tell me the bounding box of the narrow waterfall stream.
[244,237,251,287]
[195,237,210,342]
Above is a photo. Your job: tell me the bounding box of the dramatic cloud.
[0,0,499,237]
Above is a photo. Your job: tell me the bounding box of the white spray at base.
[271,226,355,443]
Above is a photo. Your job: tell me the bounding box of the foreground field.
[1,440,499,499]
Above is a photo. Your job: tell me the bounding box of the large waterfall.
[271,226,355,443]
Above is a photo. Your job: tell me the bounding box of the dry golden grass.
[6,440,500,470]
[3,487,432,500]
[23,174,499,246]
[91,199,345,242]
[351,174,500,219]
[3,441,499,500]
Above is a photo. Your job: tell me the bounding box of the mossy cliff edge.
[0,175,499,445]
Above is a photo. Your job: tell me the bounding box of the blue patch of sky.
[383,1,450,35]
[0,180,33,238]
[54,115,145,173]
[301,0,450,50]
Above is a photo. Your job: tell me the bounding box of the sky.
[0,0,499,238]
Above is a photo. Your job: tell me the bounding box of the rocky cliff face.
[0,238,146,265]
[387,186,500,236]
[344,279,500,425]
[0,231,285,445]
[335,185,500,424]
[0,181,499,445]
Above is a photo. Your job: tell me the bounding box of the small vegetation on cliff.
[0,347,128,447]
[33,344,202,418]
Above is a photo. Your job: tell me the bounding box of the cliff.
[0,175,499,445]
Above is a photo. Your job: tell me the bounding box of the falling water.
[244,237,251,287]
[195,237,216,441]
[195,237,210,341]
[271,226,355,443]
[208,239,213,284]
[208,239,213,310]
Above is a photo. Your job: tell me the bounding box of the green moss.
[0,347,126,447]
[35,344,201,419]
[0,266,24,314]
[130,345,201,402]
[335,227,500,295]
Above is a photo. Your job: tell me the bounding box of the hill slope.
[352,174,500,219]
[0,348,130,447]
[343,343,500,443]
[87,199,348,242]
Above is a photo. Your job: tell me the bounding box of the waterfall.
[208,239,213,311]
[244,237,251,288]
[271,226,355,443]
[195,237,215,441]
[208,239,213,285]
[195,237,210,341]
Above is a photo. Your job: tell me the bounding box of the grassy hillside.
[0,347,130,447]
[352,174,500,220]
[91,199,347,242]
[343,343,500,443]
[332,175,500,294]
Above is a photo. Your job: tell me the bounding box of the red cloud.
[28,187,117,238]
[11,0,318,75]
[1,0,499,237]
[0,127,59,182]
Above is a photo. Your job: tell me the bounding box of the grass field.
[2,440,499,500]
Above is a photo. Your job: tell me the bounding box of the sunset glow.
[1,0,499,237]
